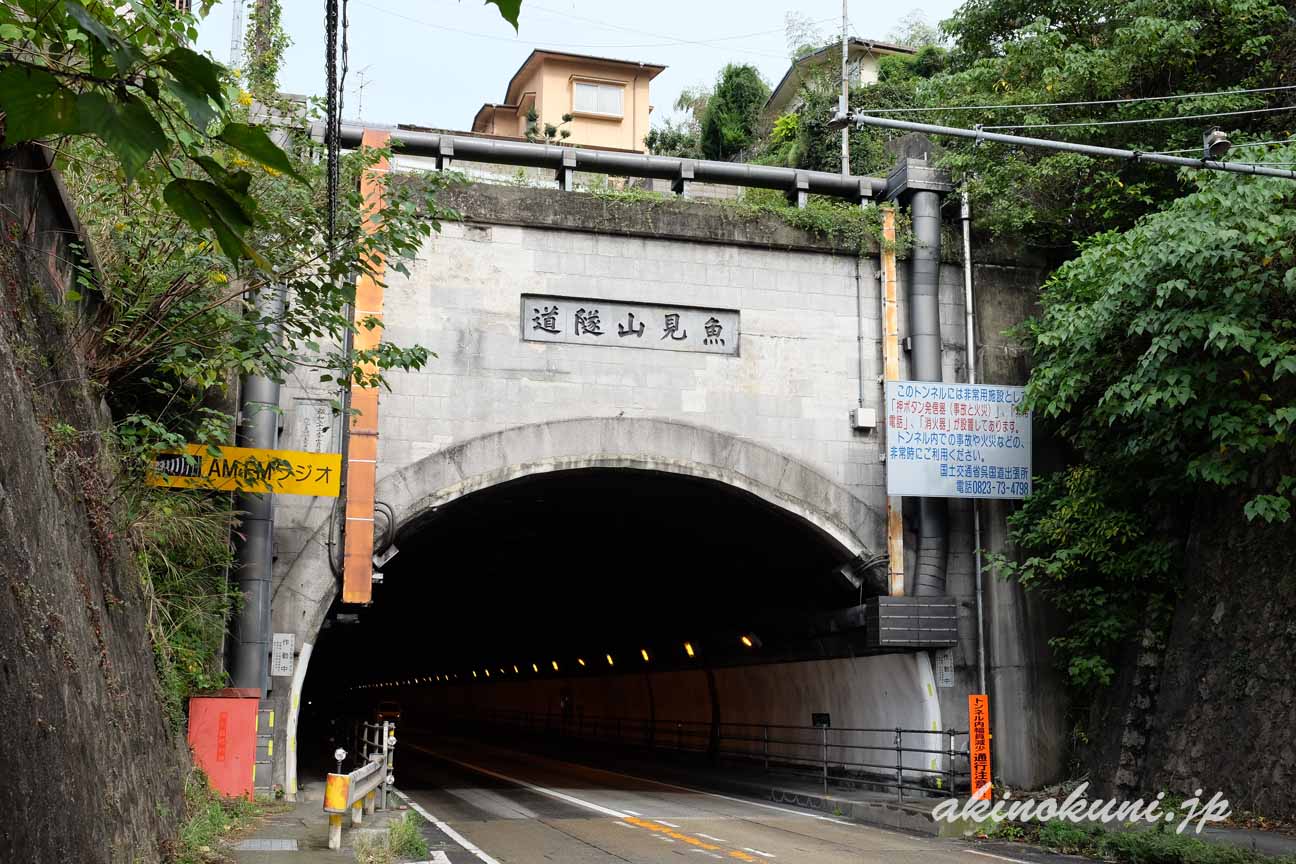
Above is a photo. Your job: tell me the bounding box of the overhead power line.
[839,111,1296,181]
[861,83,1296,114]
[351,0,799,59]
[981,104,1296,130]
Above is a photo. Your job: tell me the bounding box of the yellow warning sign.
[147,444,341,497]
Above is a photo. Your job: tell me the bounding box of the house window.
[573,81,623,117]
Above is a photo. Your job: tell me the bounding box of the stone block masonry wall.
[0,145,188,863]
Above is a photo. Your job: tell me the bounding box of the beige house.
[472,49,666,152]
[765,37,916,118]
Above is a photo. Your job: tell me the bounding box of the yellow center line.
[621,816,767,862]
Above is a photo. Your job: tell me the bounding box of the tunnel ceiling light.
[641,648,650,662]
[684,642,695,658]
[551,660,559,671]
[606,654,614,666]
[485,669,491,677]
[532,663,539,673]
[500,668,506,675]
[741,635,753,647]
[513,664,519,674]
[472,671,477,678]
[577,658,586,667]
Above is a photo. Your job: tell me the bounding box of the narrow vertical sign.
[271,633,295,677]
[968,694,992,800]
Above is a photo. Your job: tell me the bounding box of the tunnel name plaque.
[521,293,739,355]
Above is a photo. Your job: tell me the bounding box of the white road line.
[411,854,452,864]
[744,847,777,857]
[965,849,1036,864]
[623,808,642,815]
[393,789,503,864]
[612,821,635,829]
[690,851,723,859]
[655,819,682,828]
[696,833,729,843]
[556,759,857,827]
[408,743,629,819]
[654,835,677,843]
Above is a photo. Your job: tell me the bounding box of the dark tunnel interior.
[299,468,880,763]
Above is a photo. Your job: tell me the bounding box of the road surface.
[393,737,1055,864]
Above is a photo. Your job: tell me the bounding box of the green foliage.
[243,0,289,99]
[388,813,430,859]
[1024,154,1296,520]
[174,768,263,864]
[644,119,701,158]
[929,0,1296,246]
[1003,818,1296,864]
[353,814,429,864]
[0,1,303,263]
[525,108,572,144]
[998,146,1296,688]
[700,64,770,161]
[128,490,239,729]
[987,467,1176,688]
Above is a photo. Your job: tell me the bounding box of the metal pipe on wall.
[321,123,886,201]
[229,285,285,693]
[961,188,987,695]
[909,190,948,597]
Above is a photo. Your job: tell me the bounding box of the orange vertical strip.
[881,207,905,597]
[968,693,992,799]
[342,129,391,605]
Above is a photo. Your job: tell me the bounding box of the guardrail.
[323,721,396,850]
[451,708,969,800]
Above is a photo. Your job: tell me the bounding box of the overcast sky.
[195,0,960,131]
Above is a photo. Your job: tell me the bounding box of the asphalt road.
[393,737,1069,864]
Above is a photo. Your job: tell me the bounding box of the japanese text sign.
[147,443,341,497]
[885,381,1032,500]
[522,293,739,356]
[968,693,992,800]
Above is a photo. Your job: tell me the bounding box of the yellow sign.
[147,444,341,497]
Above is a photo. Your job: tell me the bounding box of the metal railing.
[322,721,396,850]
[318,122,886,208]
[446,708,969,801]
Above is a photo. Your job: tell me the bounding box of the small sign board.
[968,694,992,800]
[147,443,341,497]
[270,633,295,677]
[811,712,831,729]
[885,381,1032,500]
[933,648,955,688]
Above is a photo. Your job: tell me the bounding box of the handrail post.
[380,721,390,810]
[946,728,956,796]
[821,726,828,795]
[895,728,903,802]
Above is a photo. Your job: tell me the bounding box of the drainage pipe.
[962,188,987,694]
[319,123,886,201]
[229,285,284,693]
[908,189,948,597]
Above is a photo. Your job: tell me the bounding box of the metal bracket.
[671,160,695,197]
[555,149,576,191]
[435,137,454,171]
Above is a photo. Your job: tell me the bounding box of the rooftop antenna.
[354,64,375,122]
[229,0,246,69]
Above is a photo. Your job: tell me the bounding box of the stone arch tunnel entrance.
[276,420,948,808]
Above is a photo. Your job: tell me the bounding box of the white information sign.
[933,648,955,688]
[885,380,1032,500]
[270,632,295,677]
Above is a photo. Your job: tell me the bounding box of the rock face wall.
[0,146,187,862]
[1088,494,1296,817]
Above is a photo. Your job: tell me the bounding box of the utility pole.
[840,0,850,174]
[229,0,245,68]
